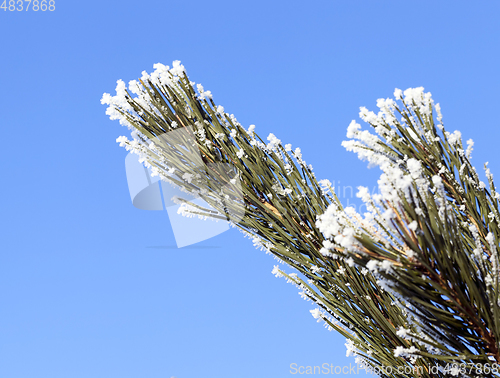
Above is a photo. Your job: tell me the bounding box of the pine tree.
[102,61,500,377]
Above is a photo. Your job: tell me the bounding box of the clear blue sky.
[1,1,500,377]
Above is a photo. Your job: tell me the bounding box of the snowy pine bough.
[102,61,500,377]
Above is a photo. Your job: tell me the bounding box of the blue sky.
[1,1,500,377]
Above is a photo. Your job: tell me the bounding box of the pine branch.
[102,62,500,377]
